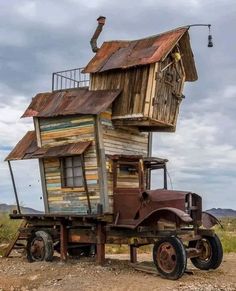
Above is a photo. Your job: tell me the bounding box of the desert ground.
[0,252,235,291]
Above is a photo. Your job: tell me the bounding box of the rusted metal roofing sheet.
[5,131,91,161]
[83,27,197,81]
[5,131,37,161]
[22,88,121,118]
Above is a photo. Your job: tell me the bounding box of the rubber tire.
[27,231,54,262]
[189,234,223,270]
[153,236,187,280]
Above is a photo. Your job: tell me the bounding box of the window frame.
[60,155,85,189]
[113,160,142,190]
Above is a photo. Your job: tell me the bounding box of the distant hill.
[0,203,42,214]
[206,208,236,218]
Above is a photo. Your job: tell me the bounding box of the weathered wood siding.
[90,66,150,117]
[91,46,186,131]
[100,111,149,211]
[153,55,185,125]
[38,115,100,213]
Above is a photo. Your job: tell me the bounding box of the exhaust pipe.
[90,16,106,53]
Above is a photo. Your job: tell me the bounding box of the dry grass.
[215,217,236,253]
[0,214,235,255]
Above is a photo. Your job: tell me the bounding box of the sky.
[0,0,235,211]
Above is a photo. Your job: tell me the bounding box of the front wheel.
[189,234,223,270]
[153,236,187,280]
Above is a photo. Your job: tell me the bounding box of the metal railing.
[52,67,90,91]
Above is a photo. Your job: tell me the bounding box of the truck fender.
[136,207,193,228]
[202,212,223,229]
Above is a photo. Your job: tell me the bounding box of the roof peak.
[104,26,189,44]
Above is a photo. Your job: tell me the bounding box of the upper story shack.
[83,19,197,131]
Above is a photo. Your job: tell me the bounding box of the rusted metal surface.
[22,88,121,118]
[5,130,91,161]
[83,27,197,81]
[202,212,222,229]
[130,245,137,263]
[111,155,201,228]
[5,131,36,161]
[90,16,106,53]
[60,222,68,261]
[96,223,106,265]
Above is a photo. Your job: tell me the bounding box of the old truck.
[4,17,222,280]
[7,155,223,280]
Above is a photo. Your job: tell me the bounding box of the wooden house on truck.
[5,19,197,216]
[5,20,223,280]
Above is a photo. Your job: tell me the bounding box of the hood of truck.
[143,189,191,201]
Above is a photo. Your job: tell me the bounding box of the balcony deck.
[52,67,89,91]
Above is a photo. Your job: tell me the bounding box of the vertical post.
[52,73,54,92]
[94,115,109,212]
[60,221,68,261]
[8,161,21,214]
[96,222,105,265]
[38,159,49,213]
[81,154,91,214]
[164,164,168,190]
[147,132,153,189]
[130,245,137,264]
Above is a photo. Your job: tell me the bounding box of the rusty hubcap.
[30,237,45,260]
[198,239,212,261]
[157,242,177,273]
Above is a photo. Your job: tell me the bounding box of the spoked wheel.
[153,237,187,280]
[27,231,54,262]
[189,234,223,270]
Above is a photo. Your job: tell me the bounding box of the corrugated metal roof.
[5,131,91,161]
[22,88,121,118]
[83,27,197,81]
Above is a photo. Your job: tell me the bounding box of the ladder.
[3,220,28,257]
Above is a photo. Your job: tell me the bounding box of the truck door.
[113,159,144,223]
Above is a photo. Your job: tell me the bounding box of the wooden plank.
[94,115,109,212]
[149,63,159,118]
[34,117,42,147]
[3,220,27,258]
[144,64,155,116]
[39,159,49,213]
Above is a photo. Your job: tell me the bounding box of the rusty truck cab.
[110,155,170,226]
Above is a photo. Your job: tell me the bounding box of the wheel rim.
[30,237,45,261]
[198,239,212,262]
[157,242,177,273]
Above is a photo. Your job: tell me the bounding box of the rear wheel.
[27,231,54,262]
[189,234,223,270]
[153,236,187,280]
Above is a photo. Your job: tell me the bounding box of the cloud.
[0,0,235,210]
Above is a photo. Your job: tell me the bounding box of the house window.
[61,156,84,188]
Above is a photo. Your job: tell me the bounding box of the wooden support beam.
[130,245,137,264]
[8,161,21,214]
[94,115,109,212]
[96,222,106,265]
[38,159,49,213]
[60,222,68,261]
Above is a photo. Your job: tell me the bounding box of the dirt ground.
[0,252,235,291]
